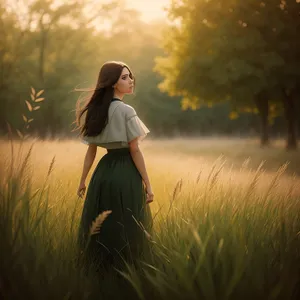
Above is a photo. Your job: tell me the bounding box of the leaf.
[33,106,40,111]
[22,115,28,122]
[16,129,23,138]
[35,98,45,102]
[31,94,35,101]
[25,100,32,111]
[36,90,44,97]
[31,87,36,96]
[28,119,34,123]
[26,125,30,129]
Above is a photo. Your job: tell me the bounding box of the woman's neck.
[113,90,124,101]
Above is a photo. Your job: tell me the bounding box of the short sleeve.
[125,107,150,142]
[80,133,97,145]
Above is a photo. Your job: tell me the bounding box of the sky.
[125,0,170,22]
[6,0,172,31]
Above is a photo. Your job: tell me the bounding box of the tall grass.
[0,140,133,299]
[0,139,299,300]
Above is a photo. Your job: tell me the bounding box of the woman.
[76,61,153,270]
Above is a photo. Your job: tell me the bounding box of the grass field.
[0,137,299,300]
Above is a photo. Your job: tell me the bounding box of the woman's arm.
[129,138,154,203]
[77,144,97,198]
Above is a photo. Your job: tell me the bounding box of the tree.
[0,0,119,136]
[155,0,300,149]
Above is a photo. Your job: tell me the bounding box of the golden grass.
[90,210,112,236]
[0,137,299,218]
[1,137,299,299]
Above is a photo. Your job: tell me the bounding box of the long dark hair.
[76,61,133,137]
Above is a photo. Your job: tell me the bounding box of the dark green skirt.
[77,148,152,269]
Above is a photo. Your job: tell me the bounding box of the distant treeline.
[1,0,299,148]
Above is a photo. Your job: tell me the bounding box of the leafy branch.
[17,87,45,140]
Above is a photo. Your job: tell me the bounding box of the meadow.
[0,137,299,300]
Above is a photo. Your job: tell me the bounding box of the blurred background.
[0,0,299,149]
[1,3,300,299]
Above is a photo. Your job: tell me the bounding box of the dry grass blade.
[209,160,226,191]
[151,202,165,222]
[16,130,23,139]
[135,218,152,240]
[196,170,202,184]
[25,100,33,112]
[89,210,112,236]
[167,178,183,215]
[241,157,251,170]
[192,228,203,247]
[47,156,56,178]
[172,178,183,201]
[205,157,224,192]
[36,89,44,97]
[244,160,265,199]
[35,98,45,103]
[263,163,289,201]
[19,144,34,180]
[31,86,36,96]
[143,229,152,241]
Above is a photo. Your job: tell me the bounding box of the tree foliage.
[155,0,300,148]
[0,0,299,143]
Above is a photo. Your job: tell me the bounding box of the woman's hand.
[146,186,154,204]
[77,182,86,198]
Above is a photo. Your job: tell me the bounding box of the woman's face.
[114,67,134,94]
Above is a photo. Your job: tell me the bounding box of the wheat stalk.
[89,210,112,236]
[46,156,56,178]
[209,159,226,191]
[172,178,183,202]
[167,178,183,215]
[244,160,265,200]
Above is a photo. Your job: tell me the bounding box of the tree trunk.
[254,94,269,147]
[282,90,298,150]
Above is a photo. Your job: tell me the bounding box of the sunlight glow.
[126,0,170,22]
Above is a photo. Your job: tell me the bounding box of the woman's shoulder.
[116,102,137,117]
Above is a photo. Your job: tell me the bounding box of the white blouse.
[81,101,150,149]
